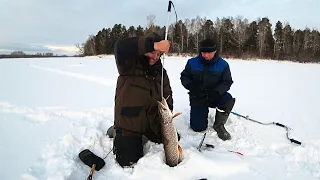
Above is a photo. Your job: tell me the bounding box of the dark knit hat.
[199,39,217,52]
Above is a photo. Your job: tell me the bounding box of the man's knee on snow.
[114,128,143,167]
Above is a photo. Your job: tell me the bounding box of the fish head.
[157,97,173,123]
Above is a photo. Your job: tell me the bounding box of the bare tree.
[184,18,191,51]
[311,29,320,57]
[168,23,175,52]
[303,28,312,51]
[199,17,207,40]
[214,17,223,54]
[191,16,204,51]
[146,14,156,34]
[75,43,84,55]
[84,35,96,56]
[233,15,249,56]
[180,22,184,53]
[257,18,265,58]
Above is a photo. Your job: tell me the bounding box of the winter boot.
[213,98,235,141]
[213,111,231,140]
[107,125,115,138]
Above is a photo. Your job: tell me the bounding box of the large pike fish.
[157,97,183,167]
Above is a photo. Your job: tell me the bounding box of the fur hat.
[146,32,163,42]
[199,39,217,52]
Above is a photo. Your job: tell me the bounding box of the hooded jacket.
[114,35,173,140]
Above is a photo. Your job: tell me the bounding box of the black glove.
[205,89,221,105]
[188,82,202,97]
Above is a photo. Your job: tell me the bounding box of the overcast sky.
[1,0,319,55]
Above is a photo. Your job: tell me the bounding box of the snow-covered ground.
[0,56,319,180]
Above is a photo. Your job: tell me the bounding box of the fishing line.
[161,0,178,98]
[216,108,302,145]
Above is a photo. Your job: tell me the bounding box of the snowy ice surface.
[0,56,319,180]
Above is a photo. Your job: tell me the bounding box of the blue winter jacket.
[180,54,233,105]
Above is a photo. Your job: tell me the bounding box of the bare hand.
[154,40,170,54]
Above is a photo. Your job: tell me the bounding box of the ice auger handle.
[275,122,285,128]
[290,138,302,145]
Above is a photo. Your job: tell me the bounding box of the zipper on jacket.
[203,63,210,90]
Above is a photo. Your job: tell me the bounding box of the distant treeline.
[0,55,70,59]
[0,51,70,59]
[78,15,320,63]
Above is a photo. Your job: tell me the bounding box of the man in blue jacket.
[180,38,235,141]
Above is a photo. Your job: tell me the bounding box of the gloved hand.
[188,82,203,97]
[205,89,221,105]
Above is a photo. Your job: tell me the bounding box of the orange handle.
[87,164,96,180]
